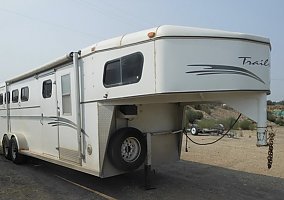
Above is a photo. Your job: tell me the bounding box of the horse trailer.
[0,25,270,179]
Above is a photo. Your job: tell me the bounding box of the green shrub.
[185,109,204,124]
[197,119,217,129]
[201,106,211,115]
[267,111,276,122]
[218,117,239,130]
[239,119,255,130]
[193,104,211,115]
[193,104,201,110]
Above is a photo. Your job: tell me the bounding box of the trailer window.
[42,79,52,98]
[104,60,121,86]
[21,87,29,102]
[103,52,144,87]
[4,92,10,104]
[61,74,72,114]
[0,93,3,105]
[12,89,19,103]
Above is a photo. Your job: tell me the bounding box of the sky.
[0,0,283,100]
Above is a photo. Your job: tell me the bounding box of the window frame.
[12,89,19,103]
[42,79,53,99]
[21,87,29,102]
[103,52,144,88]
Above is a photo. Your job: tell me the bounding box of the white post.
[146,133,152,166]
[72,52,84,162]
[145,133,153,189]
[5,82,9,133]
[256,93,267,146]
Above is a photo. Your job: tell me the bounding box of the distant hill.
[187,104,279,129]
[188,104,246,121]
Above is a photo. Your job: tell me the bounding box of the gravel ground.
[0,126,283,200]
[182,127,284,178]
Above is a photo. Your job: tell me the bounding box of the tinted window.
[0,93,3,105]
[103,52,143,87]
[104,60,121,86]
[42,79,52,98]
[21,87,29,102]
[12,89,19,103]
[121,53,144,84]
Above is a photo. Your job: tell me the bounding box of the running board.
[59,147,81,165]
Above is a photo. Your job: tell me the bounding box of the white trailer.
[0,25,270,179]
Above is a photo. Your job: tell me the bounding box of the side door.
[56,67,81,165]
[39,73,59,158]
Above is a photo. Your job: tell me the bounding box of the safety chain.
[267,126,276,169]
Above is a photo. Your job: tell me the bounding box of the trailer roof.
[81,25,271,56]
[4,25,270,84]
[156,25,270,42]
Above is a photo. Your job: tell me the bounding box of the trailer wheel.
[191,127,198,135]
[2,135,11,160]
[10,137,26,164]
[108,127,146,171]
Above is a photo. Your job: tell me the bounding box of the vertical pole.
[5,82,9,133]
[146,133,152,166]
[72,52,84,163]
[256,93,267,146]
[145,133,153,190]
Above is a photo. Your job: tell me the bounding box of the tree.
[185,109,203,124]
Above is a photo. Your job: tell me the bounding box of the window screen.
[12,89,19,103]
[103,52,143,87]
[0,93,3,105]
[21,87,29,102]
[61,74,72,114]
[42,79,52,98]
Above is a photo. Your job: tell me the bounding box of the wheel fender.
[11,133,29,151]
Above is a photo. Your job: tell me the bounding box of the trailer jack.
[144,133,156,190]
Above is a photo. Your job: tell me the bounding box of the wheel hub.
[121,137,141,163]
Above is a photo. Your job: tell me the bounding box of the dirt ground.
[0,126,283,200]
[182,126,284,179]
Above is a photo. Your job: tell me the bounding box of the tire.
[10,137,26,164]
[191,127,198,135]
[107,127,146,171]
[2,135,11,160]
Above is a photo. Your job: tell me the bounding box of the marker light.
[147,32,156,38]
